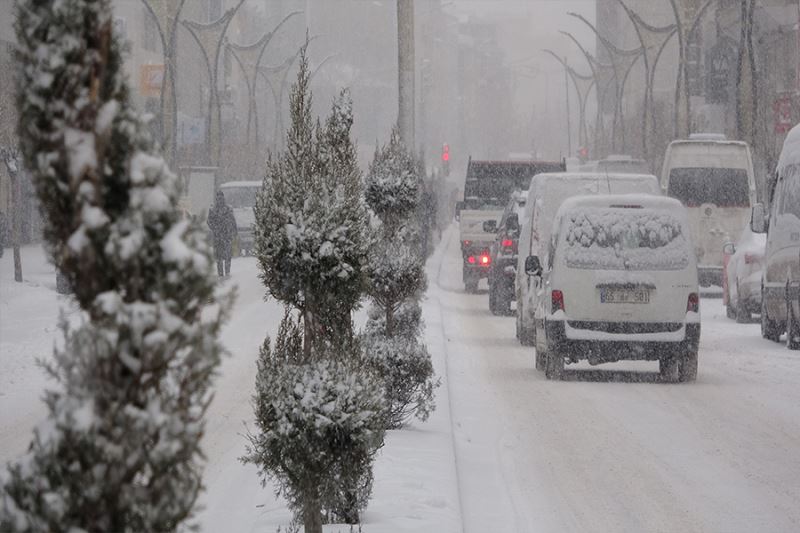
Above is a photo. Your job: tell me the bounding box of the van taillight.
[480,254,491,266]
[502,238,514,248]
[552,290,565,313]
[687,293,699,313]
[467,256,476,264]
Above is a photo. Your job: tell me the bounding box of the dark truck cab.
[456,158,566,294]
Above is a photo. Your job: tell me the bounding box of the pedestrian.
[207,190,237,277]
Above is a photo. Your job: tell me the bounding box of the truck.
[456,158,565,292]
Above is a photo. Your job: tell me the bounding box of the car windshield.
[668,167,750,207]
[562,208,690,271]
[220,187,259,209]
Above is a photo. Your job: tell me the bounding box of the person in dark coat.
[207,190,237,277]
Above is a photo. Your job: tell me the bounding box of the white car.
[661,135,756,287]
[515,172,662,346]
[722,227,766,323]
[752,123,800,348]
[526,194,700,382]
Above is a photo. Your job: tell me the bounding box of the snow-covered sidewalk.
[196,251,464,531]
[0,245,75,466]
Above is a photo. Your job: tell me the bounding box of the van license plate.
[601,288,650,304]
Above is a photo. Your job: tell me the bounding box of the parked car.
[722,227,766,323]
[661,135,756,287]
[751,123,800,348]
[515,172,662,346]
[526,194,699,382]
[487,191,526,315]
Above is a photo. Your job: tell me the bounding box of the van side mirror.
[506,213,520,232]
[525,255,542,277]
[483,220,498,233]
[751,203,767,234]
[722,242,736,256]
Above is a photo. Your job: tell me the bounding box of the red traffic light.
[442,143,450,162]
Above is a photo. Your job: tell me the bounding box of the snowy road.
[431,226,800,533]
[3,233,800,532]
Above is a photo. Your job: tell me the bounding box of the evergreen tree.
[362,127,438,429]
[254,53,368,354]
[247,45,384,533]
[1,2,230,531]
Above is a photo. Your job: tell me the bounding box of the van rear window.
[563,209,690,271]
[668,168,750,207]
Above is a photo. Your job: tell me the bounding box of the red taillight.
[502,238,514,248]
[462,240,471,248]
[687,293,699,313]
[744,253,759,265]
[480,254,491,265]
[467,256,476,264]
[552,290,565,313]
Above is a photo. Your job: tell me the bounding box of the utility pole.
[565,57,573,157]
[397,0,415,150]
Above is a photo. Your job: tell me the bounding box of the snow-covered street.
[3,227,800,532]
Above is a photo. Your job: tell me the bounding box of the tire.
[497,280,513,316]
[519,323,536,346]
[489,286,501,315]
[787,303,800,350]
[659,354,679,383]
[761,296,782,343]
[735,283,751,323]
[535,348,546,371]
[726,301,736,319]
[678,349,698,382]
[545,348,564,380]
[465,279,479,293]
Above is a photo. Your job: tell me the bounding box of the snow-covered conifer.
[365,126,420,229]
[248,45,383,532]
[0,2,230,531]
[242,315,385,532]
[254,50,368,352]
[362,128,438,429]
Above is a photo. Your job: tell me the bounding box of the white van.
[515,172,661,345]
[219,180,261,255]
[751,123,800,348]
[526,194,700,381]
[661,137,756,286]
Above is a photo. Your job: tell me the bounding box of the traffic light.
[442,143,450,176]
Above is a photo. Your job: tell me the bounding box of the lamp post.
[568,11,644,155]
[181,0,247,167]
[544,50,595,156]
[667,0,715,139]
[138,0,187,167]
[227,11,302,148]
[560,31,619,157]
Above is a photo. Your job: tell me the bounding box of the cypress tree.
[1,2,230,531]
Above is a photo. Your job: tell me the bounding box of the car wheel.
[499,281,513,316]
[659,354,679,383]
[678,349,698,382]
[787,304,800,350]
[519,324,535,346]
[545,348,564,380]
[735,283,751,323]
[489,285,500,315]
[761,297,782,343]
[726,300,736,319]
[535,348,546,371]
[465,273,479,293]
